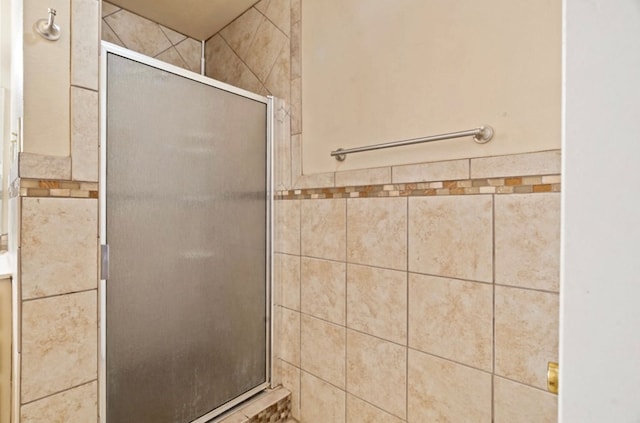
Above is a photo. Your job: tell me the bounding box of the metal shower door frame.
[98,41,275,423]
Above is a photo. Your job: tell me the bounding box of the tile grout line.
[491,193,496,423]
[20,378,97,407]
[405,195,410,422]
[298,198,302,421]
[344,196,350,422]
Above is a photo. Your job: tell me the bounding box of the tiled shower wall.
[101,1,202,73]
[273,151,561,422]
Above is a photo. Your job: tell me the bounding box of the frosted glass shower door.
[104,51,269,423]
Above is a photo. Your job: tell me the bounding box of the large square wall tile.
[275,200,300,255]
[495,193,561,292]
[301,257,346,325]
[21,291,97,402]
[347,394,404,423]
[495,286,559,389]
[409,195,493,282]
[301,199,346,261]
[408,349,491,423]
[347,264,407,345]
[301,314,346,389]
[276,306,300,367]
[274,253,300,311]
[21,198,98,300]
[21,381,97,423]
[409,273,493,371]
[346,330,406,419]
[494,376,558,423]
[347,198,407,271]
[300,372,345,423]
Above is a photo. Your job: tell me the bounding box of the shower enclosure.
[99,43,272,423]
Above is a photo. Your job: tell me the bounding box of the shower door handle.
[101,244,110,280]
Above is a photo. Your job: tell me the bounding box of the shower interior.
[101,43,273,423]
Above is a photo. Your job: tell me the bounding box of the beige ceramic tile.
[71,87,99,182]
[265,0,291,36]
[494,376,558,423]
[300,257,345,325]
[21,198,98,300]
[293,172,334,189]
[159,25,187,45]
[408,273,493,371]
[275,253,300,310]
[154,47,188,70]
[101,1,120,17]
[21,291,97,402]
[470,150,561,179]
[274,199,300,255]
[291,0,301,23]
[392,159,469,184]
[245,17,288,82]
[239,389,289,418]
[205,34,262,93]
[218,412,249,423]
[104,10,171,57]
[71,0,99,90]
[347,330,406,419]
[255,0,271,14]
[220,7,263,60]
[408,195,493,282]
[346,394,404,423]
[274,99,292,190]
[301,315,346,388]
[290,77,301,134]
[101,22,124,47]
[175,38,202,73]
[335,167,391,187]
[347,198,407,271]
[21,381,97,423]
[19,153,71,180]
[301,199,346,261]
[290,19,301,80]
[408,350,491,422]
[265,40,291,103]
[347,264,407,344]
[276,306,301,367]
[495,193,561,292]
[277,359,300,420]
[495,286,559,389]
[300,372,345,423]
[291,134,302,180]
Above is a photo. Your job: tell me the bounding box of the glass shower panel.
[106,53,268,423]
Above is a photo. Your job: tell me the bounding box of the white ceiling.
[107,0,257,40]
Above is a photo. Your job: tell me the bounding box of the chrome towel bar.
[331,125,494,161]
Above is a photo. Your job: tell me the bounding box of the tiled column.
[16,0,101,421]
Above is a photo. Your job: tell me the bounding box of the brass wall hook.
[35,8,61,41]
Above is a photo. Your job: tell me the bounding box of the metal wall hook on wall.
[35,8,61,41]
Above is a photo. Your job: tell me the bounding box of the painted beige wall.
[302,0,561,174]
[22,0,70,157]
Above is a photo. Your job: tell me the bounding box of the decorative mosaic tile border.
[18,179,98,199]
[246,396,292,423]
[276,174,561,200]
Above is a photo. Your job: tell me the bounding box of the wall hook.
[35,8,61,41]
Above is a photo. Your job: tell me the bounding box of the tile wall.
[201,2,562,422]
[204,0,296,105]
[102,1,202,73]
[273,151,561,423]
